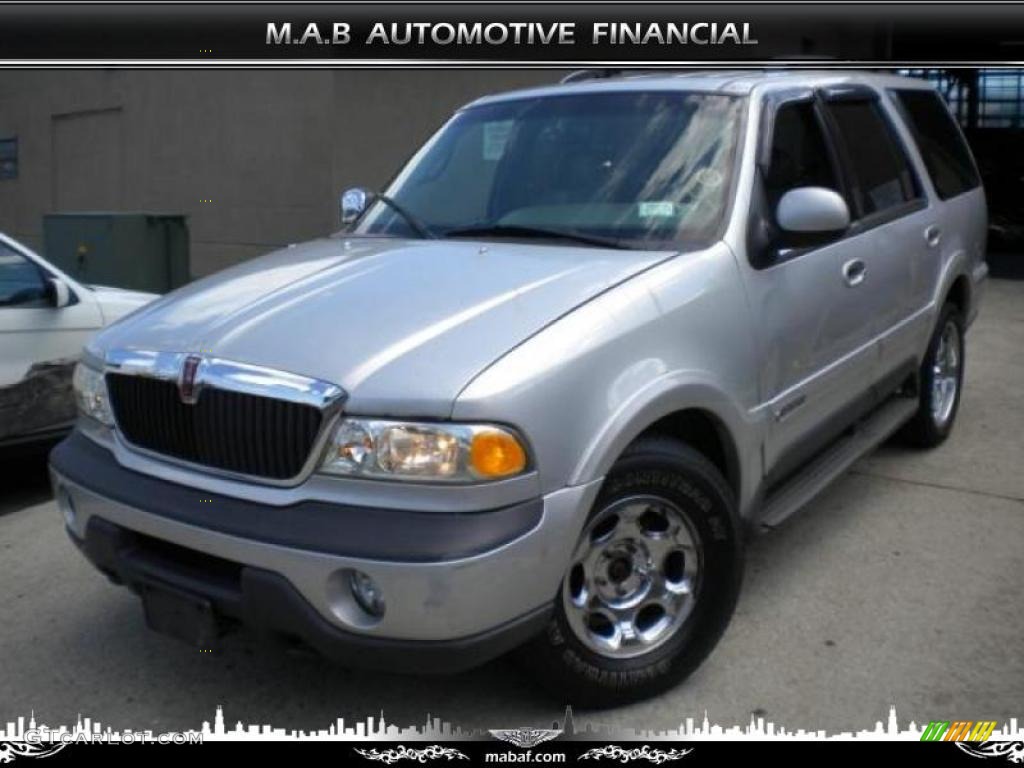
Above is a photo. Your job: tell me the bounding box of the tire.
[899,303,966,448]
[518,436,743,707]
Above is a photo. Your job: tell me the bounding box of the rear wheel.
[519,437,743,707]
[900,303,965,448]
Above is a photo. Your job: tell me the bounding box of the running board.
[758,396,919,531]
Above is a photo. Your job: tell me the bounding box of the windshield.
[353,90,745,249]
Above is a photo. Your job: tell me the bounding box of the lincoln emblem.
[179,355,202,404]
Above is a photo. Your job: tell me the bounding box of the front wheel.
[900,303,965,448]
[518,437,743,707]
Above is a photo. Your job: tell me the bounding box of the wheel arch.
[569,377,758,515]
[945,272,972,318]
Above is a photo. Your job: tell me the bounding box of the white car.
[0,232,156,449]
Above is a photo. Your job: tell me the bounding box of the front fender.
[455,242,760,506]
[569,373,764,518]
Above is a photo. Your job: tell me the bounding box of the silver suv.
[51,71,987,705]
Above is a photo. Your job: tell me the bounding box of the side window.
[764,101,840,211]
[824,99,919,217]
[0,242,47,307]
[892,89,980,200]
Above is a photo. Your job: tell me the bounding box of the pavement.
[1,277,1021,738]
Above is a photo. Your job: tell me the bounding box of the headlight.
[72,361,114,427]
[319,419,528,483]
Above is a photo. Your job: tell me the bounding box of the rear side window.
[891,89,980,200]
[825,100,919,217]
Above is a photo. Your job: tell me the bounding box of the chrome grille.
[106,373,324,480]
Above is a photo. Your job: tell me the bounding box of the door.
[51,107,123,210]
[819,90,934,391]
[0,239,102,443]
[741,96,880,487]
[882,88,987,370]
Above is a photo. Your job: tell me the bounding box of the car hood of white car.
[91,235,676,417]
[89,284,160,325]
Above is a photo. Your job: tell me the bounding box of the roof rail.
[559,69,625,84]
[561,63,846,86]
[559,68,722,84]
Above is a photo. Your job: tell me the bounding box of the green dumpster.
[43,212,190,293]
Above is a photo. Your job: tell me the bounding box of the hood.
[95,236,674,417]
[90,284,160,326]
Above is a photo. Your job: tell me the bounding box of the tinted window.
[892,89,980,200]
[0,242,46,307]
[764,101,840,210]
[826,100,919,217]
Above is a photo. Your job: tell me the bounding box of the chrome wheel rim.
[931,320,961,428]
[562,495,703,659]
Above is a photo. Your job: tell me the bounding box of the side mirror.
[776,187,850,235]
[46,277,72,308]
[340,187,371,226]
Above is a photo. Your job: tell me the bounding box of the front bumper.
[50,432,601,672]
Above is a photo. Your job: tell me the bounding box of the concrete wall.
[0,70,561,277]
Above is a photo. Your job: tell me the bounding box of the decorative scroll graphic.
[489,728,563,748]
[578,746,693,764]
[957,742,1024,764]
[0,743,67,764]
[354,745,470,764]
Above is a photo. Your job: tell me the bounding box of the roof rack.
[560,61,848,85]
[559,68,733,85]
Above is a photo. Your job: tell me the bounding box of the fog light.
[349,570,385,618]
[57,487,76,528]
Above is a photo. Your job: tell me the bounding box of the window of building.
[902,68,1024,129]
[0,137,17,180]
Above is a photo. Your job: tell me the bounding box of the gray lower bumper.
[50,435,600,643]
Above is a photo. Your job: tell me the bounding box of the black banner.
[0,2,1022,63]
[6,738,1021,765]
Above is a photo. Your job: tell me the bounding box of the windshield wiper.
[442,224,628,250]
[369,193,437,239]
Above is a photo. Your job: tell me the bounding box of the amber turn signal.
[470,430,527,478]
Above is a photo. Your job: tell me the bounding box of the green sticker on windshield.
[483,120,513,161]
[638,201,677,218]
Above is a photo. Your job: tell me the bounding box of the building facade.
[0,70,561,277]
